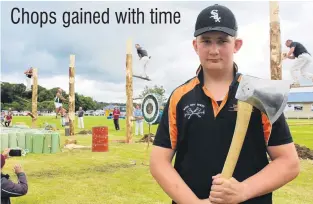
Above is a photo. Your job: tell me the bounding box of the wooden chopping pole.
[126,38,133,143]
[31,68,38,128]
[269,1,282,80]
[69,55,75,136]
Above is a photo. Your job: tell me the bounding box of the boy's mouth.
[208,59,220,63]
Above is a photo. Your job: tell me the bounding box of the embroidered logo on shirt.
[183,103,205,119]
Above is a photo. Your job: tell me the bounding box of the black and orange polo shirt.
[153,65,293,204]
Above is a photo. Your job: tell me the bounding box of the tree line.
[1,82,113,112]
[1,82,167,112]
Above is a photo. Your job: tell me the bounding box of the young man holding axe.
[150,4,300,204]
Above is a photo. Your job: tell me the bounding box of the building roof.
[287,92,313,103]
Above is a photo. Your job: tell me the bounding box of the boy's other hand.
[13,164,24,174]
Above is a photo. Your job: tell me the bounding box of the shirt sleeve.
[153,98,173,149]
[137,49,142,58]
[263,113,293,146]
[290,42,297,48]
[1,173,28,198]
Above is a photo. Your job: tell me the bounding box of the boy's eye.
[201,39,228,43]
[201,40,211,43]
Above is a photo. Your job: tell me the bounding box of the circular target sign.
[142,94,161,125]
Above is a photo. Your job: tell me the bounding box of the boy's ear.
[193,38,199,55]
[234,38,243,53]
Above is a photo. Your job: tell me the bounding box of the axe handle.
[221,101,253,179]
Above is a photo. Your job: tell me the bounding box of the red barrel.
[92,126,108,152]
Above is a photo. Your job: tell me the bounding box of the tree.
[1,82,108,111]
[82,96,97,110]
[139,85,167,103]
[11,101,22,111]
[38,101,55,112]
[38,90,54,102]
[12,84,26,96]
[1,82,14,103]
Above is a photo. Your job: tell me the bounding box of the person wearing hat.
[1,149,28,204]
[150,4,299,204]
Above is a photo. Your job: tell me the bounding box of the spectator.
[112,107,120,130]
[77,107,85,129]
[1,148,28,204]
[133,104,144,136]
[4,111,12,127]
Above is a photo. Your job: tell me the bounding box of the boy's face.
[193,31,242,71]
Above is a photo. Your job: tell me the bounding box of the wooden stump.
[69,55,75,136]
[126,38,133,143]
[32,68,38,128]
[269,1,282,80]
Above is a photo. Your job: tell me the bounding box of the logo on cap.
[210,10,221,22]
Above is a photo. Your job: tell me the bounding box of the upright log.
[126,39,133,143]
[31,68,38,128]
[269,1,282,80]
[69,55,75,136]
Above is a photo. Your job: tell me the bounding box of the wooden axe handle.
[221,100,253,179]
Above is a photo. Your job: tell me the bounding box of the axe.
[221,75,291,179]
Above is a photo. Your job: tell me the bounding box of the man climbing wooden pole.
[69,54,75,136]
[126,38,133,143]
[31,68,38,128]
[269,1,282,80]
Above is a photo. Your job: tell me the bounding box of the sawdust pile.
[137,133,155,143]
[77,130,92,135]
[295,144,313,160]
[64,139,77,145]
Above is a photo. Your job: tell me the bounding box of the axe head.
[235,75,291,124]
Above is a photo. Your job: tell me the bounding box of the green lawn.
[287,119,313,149]
[2,116,313,204]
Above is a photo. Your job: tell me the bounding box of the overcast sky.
[1,1,313,103]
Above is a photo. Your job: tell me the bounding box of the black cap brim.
[194,26,237,37]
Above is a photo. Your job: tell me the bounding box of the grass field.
[2,116,313,204]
